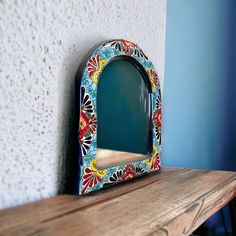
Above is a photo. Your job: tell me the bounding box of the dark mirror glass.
[96,59,152,169]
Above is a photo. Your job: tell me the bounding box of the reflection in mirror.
[96,59,152,169]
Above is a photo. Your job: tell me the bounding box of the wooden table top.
[1,167,236,236]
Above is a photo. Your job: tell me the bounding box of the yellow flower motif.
[146,146,158,166]
[146,68,159,92]
[146,146,160,169]
[92,59,107,83]
[90,159,106,177]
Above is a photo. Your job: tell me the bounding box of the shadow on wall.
[57,38,108,194]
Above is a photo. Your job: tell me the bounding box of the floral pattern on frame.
[77,39,162,194]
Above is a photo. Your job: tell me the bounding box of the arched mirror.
[76,40,161,194]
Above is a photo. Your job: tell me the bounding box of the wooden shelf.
[1,167,236,235]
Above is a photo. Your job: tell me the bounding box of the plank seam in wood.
[40,168,189,224]
[0,168,187,232]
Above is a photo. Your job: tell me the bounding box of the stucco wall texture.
[0,0,166,209]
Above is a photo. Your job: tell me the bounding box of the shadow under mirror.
[96,58,152,169]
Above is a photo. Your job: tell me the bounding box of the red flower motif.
[79,111,97,139]
[153,109,162,128]
[82,167,102,193]
[123,164,136,180]
[87,55,107,83]
[89,114,97,134]
[120,40,135,56]
[80,111,90,139]
[87,54,100,77]
[150,152,160,169]
[120,40,135,49]
[157,109,162,127]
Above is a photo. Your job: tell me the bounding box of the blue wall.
[230,0,236,170]
[163,0,236,234]
[162,0,236,171]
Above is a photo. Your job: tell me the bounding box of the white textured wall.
[0,0,166,209]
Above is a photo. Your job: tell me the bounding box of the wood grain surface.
[0,167,236,236]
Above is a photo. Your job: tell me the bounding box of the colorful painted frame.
[76,39,162,194]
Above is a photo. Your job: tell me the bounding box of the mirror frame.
[75,39,162,194]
